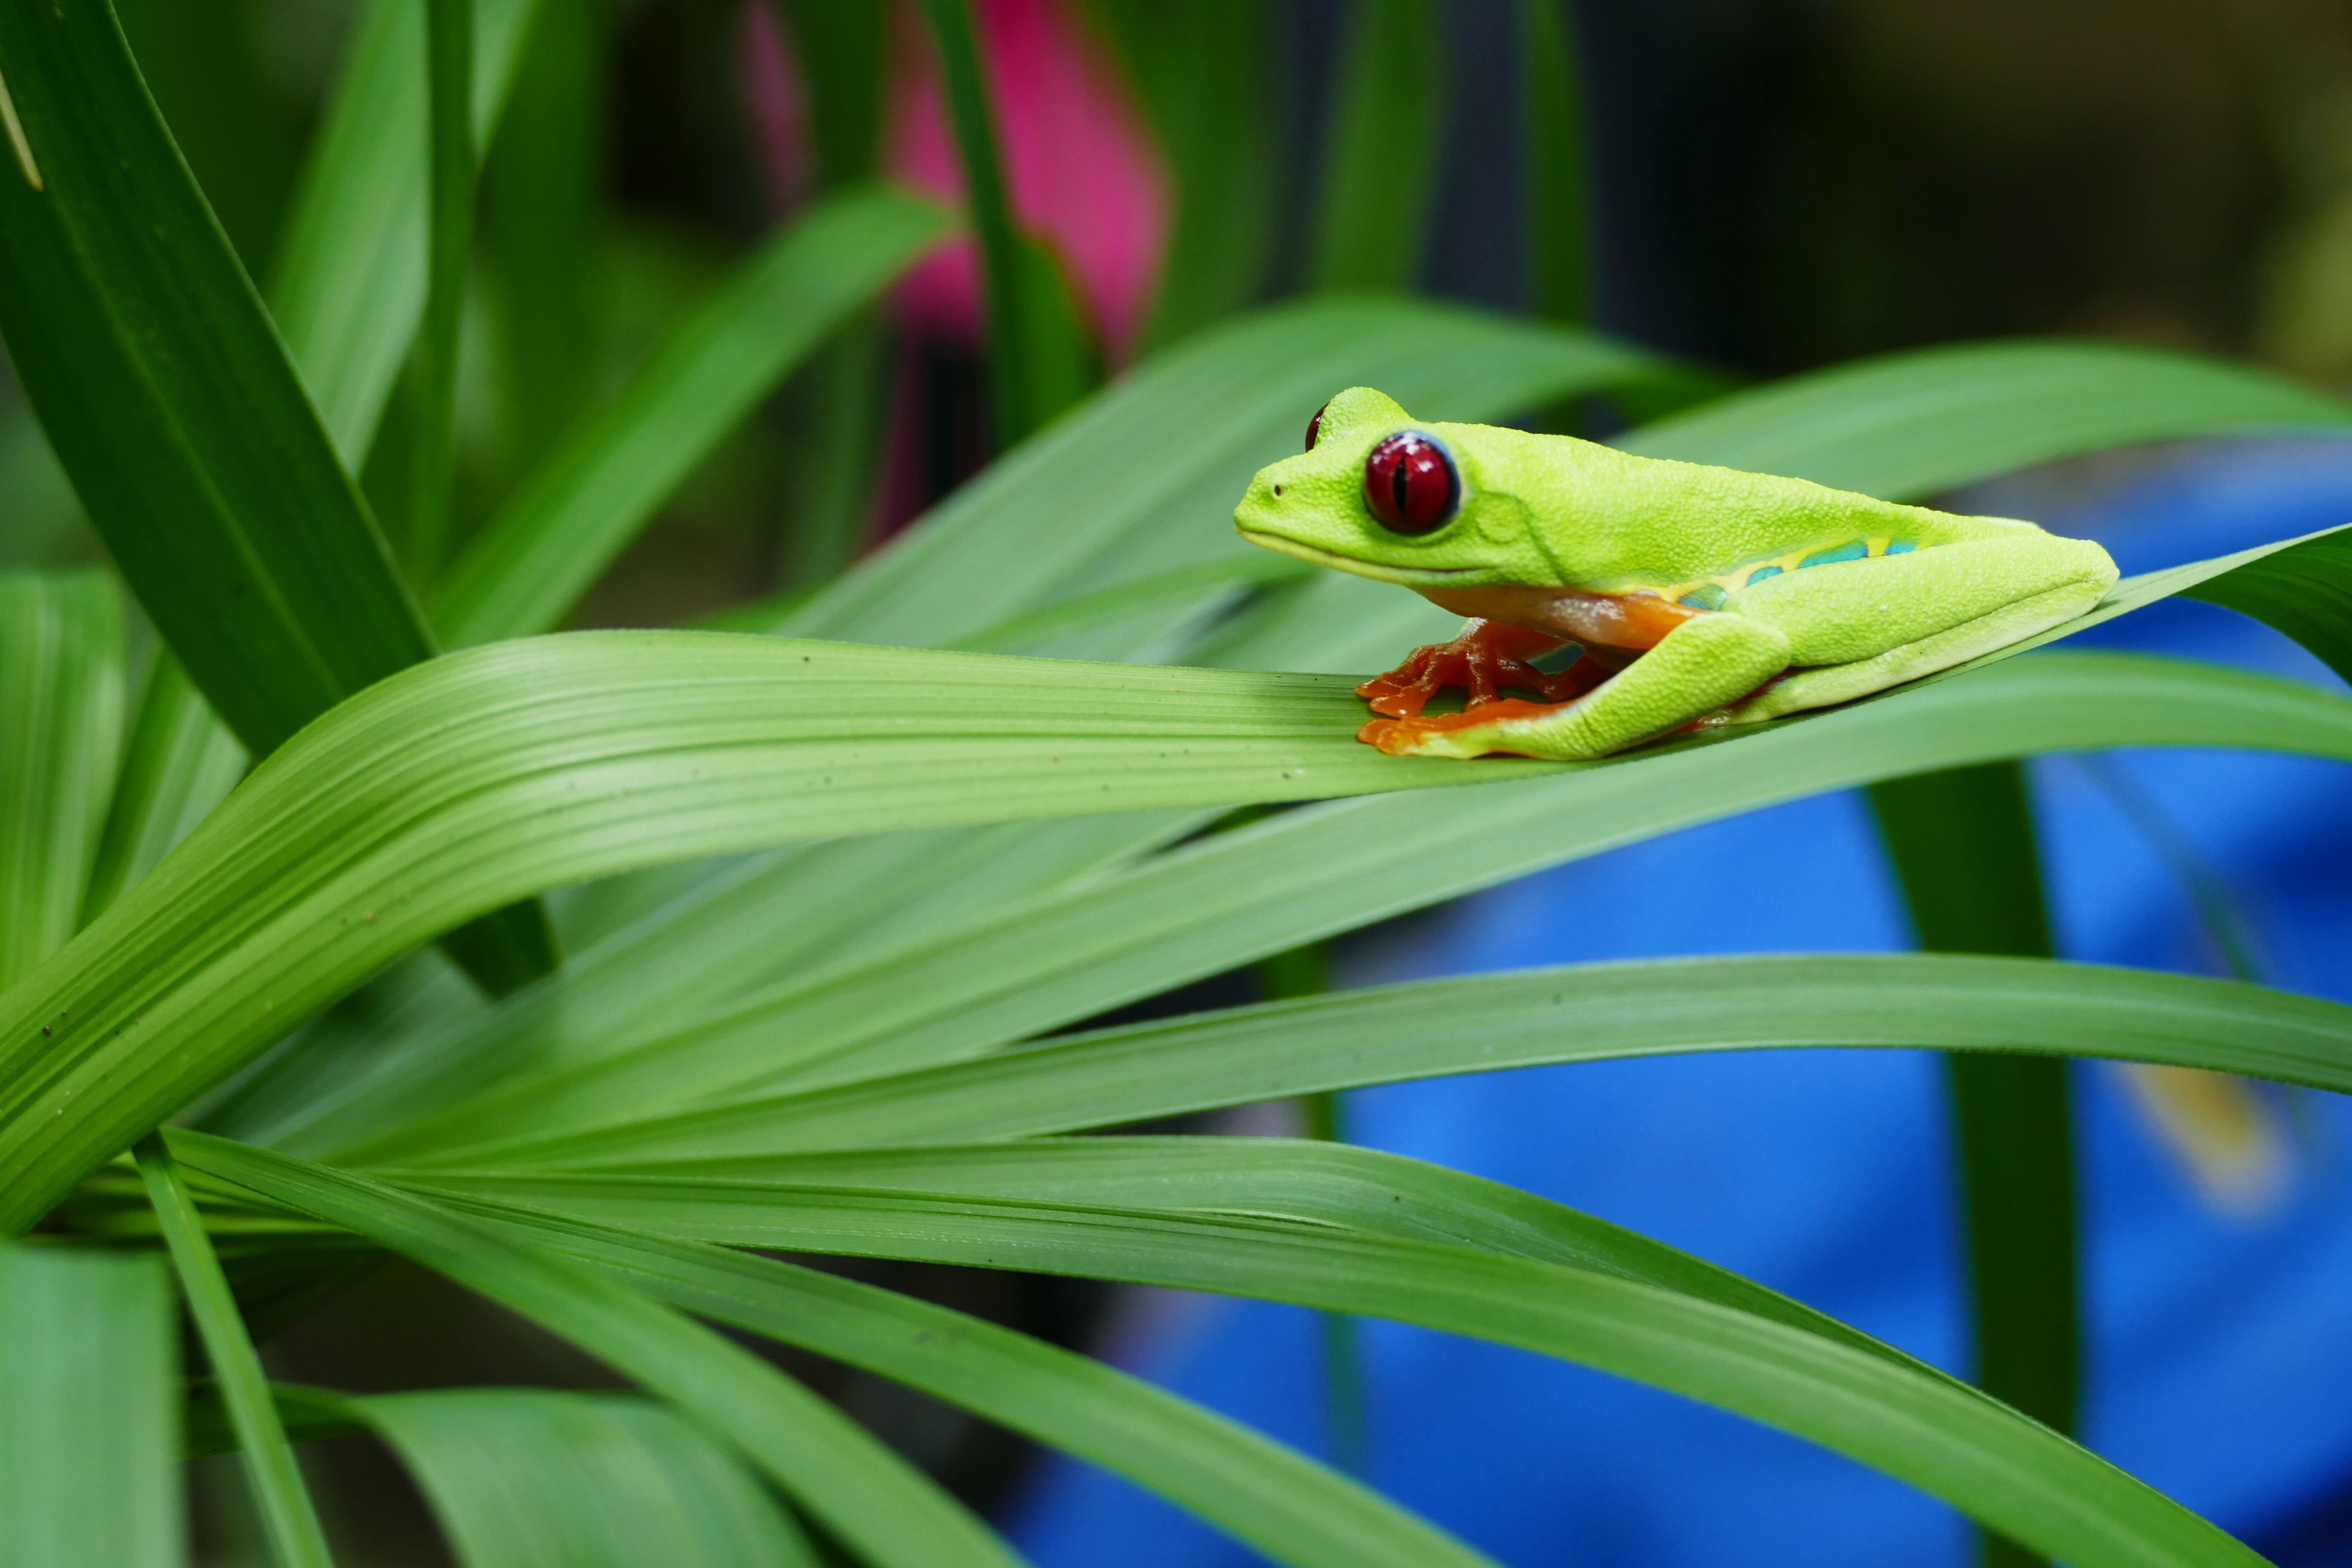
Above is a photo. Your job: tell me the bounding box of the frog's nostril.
[1272,484,1284,497]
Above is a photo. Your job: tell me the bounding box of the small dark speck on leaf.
[363,910,377,923]
[41,1026,50,1036]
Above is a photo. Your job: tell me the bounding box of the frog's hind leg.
[1725,577,2105,724]
[1363,611,1791,760]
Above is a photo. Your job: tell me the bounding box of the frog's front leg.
[1356,618,1606,720]
[1361,612,1790,760]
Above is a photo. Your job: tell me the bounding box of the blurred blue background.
[1006,438,2352,1565]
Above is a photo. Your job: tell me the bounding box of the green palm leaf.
[467,954,2352,1163]
[168,1134,1020,1568]
[356,1155,2262,1568]
[0,572,120,989]
[358,1390,821,1568]
[0,1243,181,1568]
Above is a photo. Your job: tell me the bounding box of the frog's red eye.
[1305,401,1328,451]
[1363,431,1459,534]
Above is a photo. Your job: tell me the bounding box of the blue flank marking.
[1799,541,1870,569]
[1679,583,1727,610]
[1885,539,1917,554]
[1746,564,1783,583]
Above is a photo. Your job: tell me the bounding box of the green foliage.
[908,0,1096,444]
[0,1243,181,1568]
[0,573,120,989]
[2,4,2349,1562]
[1312,0,1445,291]
[359,1390,821,1568]
[435,190,952,646]
[135,1136,333,1568]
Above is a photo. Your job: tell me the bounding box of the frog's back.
[1488,426,2039,595]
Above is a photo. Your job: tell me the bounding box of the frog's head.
[1233,387,1546,588]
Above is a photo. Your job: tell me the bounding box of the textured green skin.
[1234,387,2120,759]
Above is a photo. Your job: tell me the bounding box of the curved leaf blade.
[385,1167,2266,1568]
[5,533,2347,1220]
[450,1204,1511,1568]
[170,1133,1019,1568]
[0,0,432,758]
[357,1390,820,1568]
[1620,339,2352,499]
[268,0,539,463]
[80,653,244,926]
[776,294,1662,649]
[374,649,2352,1160]
[134,1136,332,1568]
[433,188,952,647]
[431,1136,1905,1363]
[0,571,122,990]
[456,952,2352,1165]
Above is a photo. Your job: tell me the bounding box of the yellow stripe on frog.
[1650,535,1917,611]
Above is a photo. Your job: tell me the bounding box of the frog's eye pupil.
[1363,431,1459,534]
[1305,402,1328,451]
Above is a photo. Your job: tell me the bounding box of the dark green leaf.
[269,0,541,463]
[1520,0,1590,323]
[907,0,1096,443]
[1091,0,1278,349]
[1310,0,1443,290]
[2187,523,2352,687]
[486,0,606,475]
[402,0,475,582]
[0,0,432,758]
[769,0,886,189]
[1871,763,2077,1475]
[184,1382,364,1460]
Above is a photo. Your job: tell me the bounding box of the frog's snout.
[1232,470,1290,541]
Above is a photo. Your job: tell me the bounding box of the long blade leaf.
[357,1389,820,1568]
[447,952,2352,1165]
[371,1164,2265,1568]
[268,0,540,463]
[134,1136,333,1568]
[0,0,432,757]
[4,623,2346,1219]
[403,1201,1511,1568]
[0,570,122,990]
[0,1242,181,1568]
[433,188,952,647]
[371,647,2352,1158]
[165,1134,1020,1568]
[79,653,245,925]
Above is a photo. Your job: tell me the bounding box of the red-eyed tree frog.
[1234,386,2119,760]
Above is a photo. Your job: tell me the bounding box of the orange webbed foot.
[1355,619,1607,719]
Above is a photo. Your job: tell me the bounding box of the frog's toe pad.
[1358,697,1574,760]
